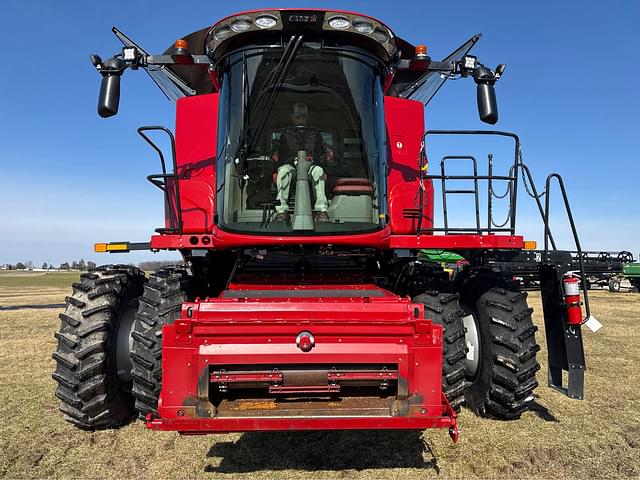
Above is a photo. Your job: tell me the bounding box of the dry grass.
[0,286,639,479]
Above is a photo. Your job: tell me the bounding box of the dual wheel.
[53,266,541,428]
[52,265,188,429]
[413,286,540,419]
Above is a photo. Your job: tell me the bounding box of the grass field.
[0,275,639,479]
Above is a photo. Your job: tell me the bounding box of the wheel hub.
[462,313,480,377]
[115,301,138,385]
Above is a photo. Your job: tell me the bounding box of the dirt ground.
[0,278,639,479]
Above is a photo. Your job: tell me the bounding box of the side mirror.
[97,57,125,118]
[474,65,498,125]
[477,82,498,124]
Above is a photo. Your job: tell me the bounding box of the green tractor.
[621,261,640,292]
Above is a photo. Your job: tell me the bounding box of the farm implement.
[53,9,595,442]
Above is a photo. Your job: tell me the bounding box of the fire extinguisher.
[562,274,583,325]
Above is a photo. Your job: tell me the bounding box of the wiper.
[234,35,304,182]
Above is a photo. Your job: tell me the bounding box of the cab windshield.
[216,41,387,235]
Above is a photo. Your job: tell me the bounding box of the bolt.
[177,409,184,417]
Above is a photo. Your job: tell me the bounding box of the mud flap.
[539,258,586,399]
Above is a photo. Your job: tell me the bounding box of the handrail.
[543,173,591,322]
[137,126,183,234]
[425,130,521,235]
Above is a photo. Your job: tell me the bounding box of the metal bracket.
[540,262,586,399]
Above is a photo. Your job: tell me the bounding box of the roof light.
[415,44,428,57]
[255,14,277,29]
[174,39,188,50]
[328,16,351,30]
[353,19,374,34]
[213,25,232,41]
[372,28,390,43]
[231,17,252,33]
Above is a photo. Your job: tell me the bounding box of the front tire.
[413,291,467,410]
[52,265,145,429]
[130,267,191,418]
[463,288,540,419]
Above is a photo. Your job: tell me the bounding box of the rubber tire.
[608,278,621,293]
[130,266,191,418]
[52,265,145,429]
[464,288,541,419]
[413,291,467,410]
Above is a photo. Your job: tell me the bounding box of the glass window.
[216,42,387,235]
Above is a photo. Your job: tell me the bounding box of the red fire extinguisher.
[562,274,583,325]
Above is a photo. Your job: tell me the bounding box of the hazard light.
[523,241,537,250]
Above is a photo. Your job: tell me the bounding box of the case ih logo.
[288,14,318,23]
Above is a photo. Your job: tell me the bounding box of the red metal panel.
[175,94,218,170]
[384,96,434,234]
[171,94,218,233]
[148,415,455,433]
[150,232,524,250]
[390,234,524,249]
[149,228,392,250]
[149,290,458,437]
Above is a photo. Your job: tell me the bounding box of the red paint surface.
[168,94,218,233]
[150,232,523,250]
[384,96,434,234]
[147,286,457,434]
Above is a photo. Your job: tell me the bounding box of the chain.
[519,147,546,200]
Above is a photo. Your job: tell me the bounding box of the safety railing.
[137,126,183,235]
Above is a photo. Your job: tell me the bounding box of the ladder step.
[445,190,476,194]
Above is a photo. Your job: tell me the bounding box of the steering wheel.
[282,125,322,144]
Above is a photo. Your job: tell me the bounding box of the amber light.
[523,241,537,250]
[415,44,428,56]
[175,39,188,50]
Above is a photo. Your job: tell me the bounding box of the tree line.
[2,259,98,271]
[3,259,182,272]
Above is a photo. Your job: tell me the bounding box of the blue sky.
[1,1,638,267]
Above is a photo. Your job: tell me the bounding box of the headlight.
[255,14,277,29]
[213,25,232,41]
[328,16,351,30]
[231,17,252,33]
[353,19,374,34]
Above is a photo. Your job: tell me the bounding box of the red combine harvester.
[53,9,593,441]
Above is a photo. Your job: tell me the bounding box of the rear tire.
[464,288,540,419]
[413,291,467,410]
[52,265,145,429]
[130,266,191,418]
